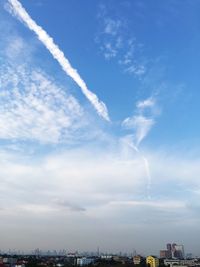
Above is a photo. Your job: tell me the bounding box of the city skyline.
[0,242,191,258]
[0,0,200,255]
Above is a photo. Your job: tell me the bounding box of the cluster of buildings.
[0,243,200,267]
[160,243,185,259]
[0,257,25,267]
[131,243,198,267]
[133,255,200,267]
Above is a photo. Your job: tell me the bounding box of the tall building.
[159,243,172,259]
[171,243,177,257]
[161,243,184,260]
[146,256,159,267]
[160,250,172,259]
[174,245,184,259]
[167,244,172,251]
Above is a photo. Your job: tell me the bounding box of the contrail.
[142,156,151,200]
[124,136,152,200]
[122,98,157,199]
[131,141,152,200]
[7,0,110,121]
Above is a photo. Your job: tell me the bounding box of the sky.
[0,0,200,256]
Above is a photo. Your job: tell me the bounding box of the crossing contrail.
[7,0,110,121]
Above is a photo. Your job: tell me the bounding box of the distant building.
[100,255,112,260]
[14,264,25,267]
[77,258,94,266]
[171,244,177,258]
[163,259,195,267]
[167,244,172,252]
[160,250,172,259]
[161,243,184,259]
[185,253,193,259]
[3,258,17,265]
[66,255,77,266]
[146,256,159,267]
[112,256,127,264]
[133,255,143,265]
[174,245,184,259]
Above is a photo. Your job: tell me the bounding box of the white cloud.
[119,40,147,77]
[137,97,155,109]
[0,7,110,145]
[102,42,117,59]
[108,200,185,209]
[104,18,122,36]
[125,64,146,76]
[96,7,147,77]
[0,63,88,144]
[0,137,200,251]
[7,0,110,121]
[123,115,155,146]
[0,143,148,212]
[1,141,199,220]
[122,97,159,200]
[122,97,158,146]
[5,35,25,59]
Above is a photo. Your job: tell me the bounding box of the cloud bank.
[0,145,200,253]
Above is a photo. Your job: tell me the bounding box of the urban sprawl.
[0,243,200,267]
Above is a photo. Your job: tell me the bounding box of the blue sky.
[1,0,200,255]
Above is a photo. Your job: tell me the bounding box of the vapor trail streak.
[142,156,151,200]
[7,0,110,121]
[127,140,152,199]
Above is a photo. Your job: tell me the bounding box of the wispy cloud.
[5,35,27,59]
[7,0,110,121]
[102,42,118,60]
[122,97,158,146]
[137,97,155,109]
[96,13,124,61]
[104,18,122,36]
[108,200,185,209]
[122,97,160,199]
[96,6,147,77]
[119,39,146,77]
[123,116,155,146]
